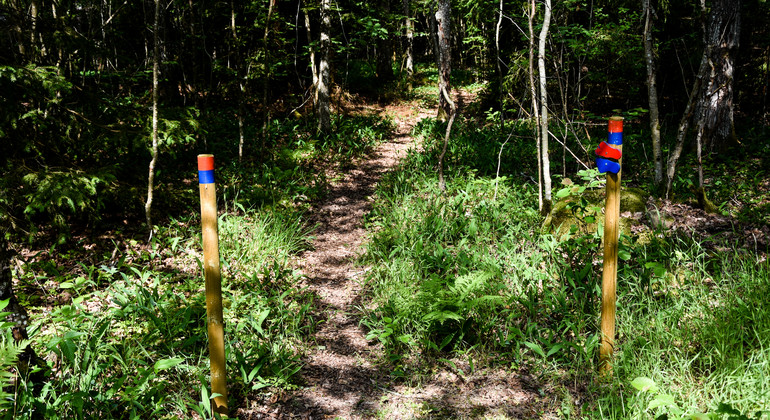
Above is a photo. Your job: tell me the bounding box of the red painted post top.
[608,117,623,133]
[198,154,215,171]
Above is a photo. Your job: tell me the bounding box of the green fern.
[451,270,495,304]
[422,270,502,324]
[0,299,31,410]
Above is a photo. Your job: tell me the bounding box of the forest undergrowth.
[359,110,770,418]
[3,72,770,419]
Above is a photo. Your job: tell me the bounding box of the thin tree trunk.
[643,0,663,189]
[664,52,708,199]
[145,0,161,240]
[665,0,711,199]
[495,0,504,128]
[538,0,553,215]
[403,0,414,78]
[429,13,439,70]
[528,0,542,212]
[262,0,277,147]
[376,0,394,82]
[232,1,246,161]
[29,0,39,60]
[317,0,331,133]
[695,108,707,207]
[305,9,318,108]
[436,0,452,121]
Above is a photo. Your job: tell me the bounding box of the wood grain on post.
[599,117,623,375]
[198,154,229,415]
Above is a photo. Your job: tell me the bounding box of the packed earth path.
[237,90,559,419]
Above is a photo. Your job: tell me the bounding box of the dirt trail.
[238,91,550,419]
[285,101,430,418]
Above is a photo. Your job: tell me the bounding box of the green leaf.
[556,187,572,198]
[648,393,676,410]
[255,309,270,336]
[630,376,658,393]
[546,344,564,357]
[154,357,185,373]
[524,341,546,358]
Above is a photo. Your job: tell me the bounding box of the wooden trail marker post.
[596,117,623,375]
[197,154,229,415]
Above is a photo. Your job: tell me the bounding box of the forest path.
[238,89,547,419]
[284,97,433,418]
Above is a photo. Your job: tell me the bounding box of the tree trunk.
[403,0,414,78]
[700,0,741,150]
[436,0,452,121]
[29,0,39,60]
[538,0,553,215]
[665,56,708,199]
[376,0,394,83]
[262,0,277,148]
[643,0,663,189]
[665,0,710,199]
[317,0,331,133]
[232,1,246,161]
[495,0,504,128]
[528,0,542,212]
[145,0,161,240]
[305,9,319,108]
[428,13,439,70]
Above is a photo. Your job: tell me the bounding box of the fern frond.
[451,270,495,303]
[0,330,31,410]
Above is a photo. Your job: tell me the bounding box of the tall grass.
[361,115,770,418]
[8,208,313,419]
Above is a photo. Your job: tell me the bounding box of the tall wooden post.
[596,117,623,375]
[198,154,229,415]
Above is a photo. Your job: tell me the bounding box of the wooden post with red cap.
[598,117,623,375]
[197,154,228,415]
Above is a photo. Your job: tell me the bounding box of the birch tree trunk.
[495,0,504,127]
[528,0,542,212]
[538,0,553,215]
[643,0,663,188]
[317,0,331,133]
[145,0,161,239]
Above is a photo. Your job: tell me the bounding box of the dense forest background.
[1,0,770,418]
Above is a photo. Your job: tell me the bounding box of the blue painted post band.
[607,132,623,145]
[198,170,215,184]
[596,157,621,174]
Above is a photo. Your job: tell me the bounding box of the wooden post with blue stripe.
[197,154,228,415]
[597,117,623,375]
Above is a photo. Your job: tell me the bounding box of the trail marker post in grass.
[596,117,623,375]
[197,154,229,415]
